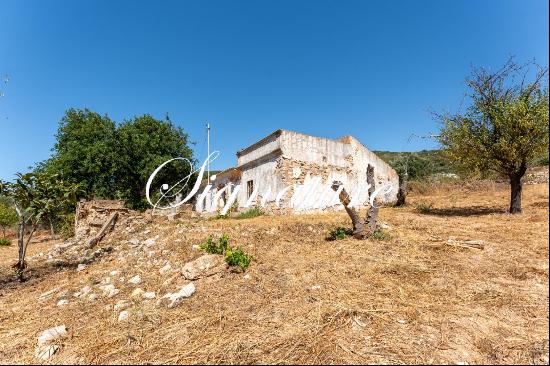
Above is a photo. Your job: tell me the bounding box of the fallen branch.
[446,238,485,250]
[86,212,118,249]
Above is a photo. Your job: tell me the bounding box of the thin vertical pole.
[207,122,210,183]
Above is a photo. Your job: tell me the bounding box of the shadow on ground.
[421,205,507,217]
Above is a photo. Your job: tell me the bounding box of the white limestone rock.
[143,291,156,299]
[114,300,132,311]
[181,254,226,280]
[128,275,142,285]
[76,264,87,272]
[37,325,67,346]
[74,285,92,298]
[157,283,196,308]
[56,299,70,306]
[99,284,119,298]
[159,263,172,275]
[118,310,129,322]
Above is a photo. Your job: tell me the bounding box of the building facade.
[206,129,399,213]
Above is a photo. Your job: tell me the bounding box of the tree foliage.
[39,109,195,209]
[1,173,80,280]
[39,109,118,199]
[0,202,18,237]
[437,58,549,213]
[116,115,195,209]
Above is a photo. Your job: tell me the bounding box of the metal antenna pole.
[207,122,210,183]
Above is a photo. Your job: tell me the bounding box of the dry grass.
[0,183,548,364]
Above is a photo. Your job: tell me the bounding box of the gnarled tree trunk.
[331,164,380,239]
[331,181,366,239]
[365,165,378,234]
[509,174,523,214]
[509,164,527,214]
[396,172,408,207]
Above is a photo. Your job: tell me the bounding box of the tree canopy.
[437,58,549,213]
[39,109,195,209]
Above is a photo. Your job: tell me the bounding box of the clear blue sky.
[0,0,548,180]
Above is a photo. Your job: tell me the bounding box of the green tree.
[437,59,549,213]
[2,172,80,281]
[40,109,196,209]
[116,114,195,209]
[40,108,118,199]
[0,202,18,237]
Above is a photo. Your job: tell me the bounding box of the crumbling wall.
[74,200,129,239]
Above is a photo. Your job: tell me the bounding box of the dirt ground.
[0,182,548,364]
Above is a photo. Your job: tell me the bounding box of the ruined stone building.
[204,129,399,213]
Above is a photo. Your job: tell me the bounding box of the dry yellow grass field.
[0,182,548,364]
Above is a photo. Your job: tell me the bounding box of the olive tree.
[437,59,549,213]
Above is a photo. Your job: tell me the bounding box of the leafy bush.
[225,247,251,270]
[235,207,263,220]
[57,213,75,239]
[328,227,352,240]
[371,230,391,241]
[0,203,18,237]
[199,234,230,255]
[0,237,11,246]
[415,202,434,214]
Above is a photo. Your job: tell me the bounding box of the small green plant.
[235,207,263,220]
[210,213,229,220]
[57,213,75,239]
[328,227,351,240]
[0,237,11,246]
[199,234,252,270]
[199,234,230,255]
[225,247,251,270]
[371,229,391,241]
[415,202,433,214]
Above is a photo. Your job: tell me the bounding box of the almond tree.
[1,173,79,281]
[437,59,549,213]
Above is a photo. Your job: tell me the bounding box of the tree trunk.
[365,165,378,234]
[331,181,366,239]
[49,217,55,237]
[509,174,523,214]
[16,220,26,282]
[396,172,408,207]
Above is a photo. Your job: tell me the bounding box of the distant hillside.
[373,149,456,180]
[374,149,548,180]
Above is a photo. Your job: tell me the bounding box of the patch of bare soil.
[0,184,548,364]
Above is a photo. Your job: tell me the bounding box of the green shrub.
[199,234,230,255]
[57,213,75,239]
[225,247,251,270]
[235,207,263,220]
[0,237,11,246]
[415,202,433,214]
[199,234,252,270]
[371,230,391,241]
[328,227,351,240]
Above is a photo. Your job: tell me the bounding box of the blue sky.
[0,0,548,180]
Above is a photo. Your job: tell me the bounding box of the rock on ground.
[181,254,226,280]
[157,283,196,308]
[38,325,67,346]
[128,275,142,285]
[118,311,129,322]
